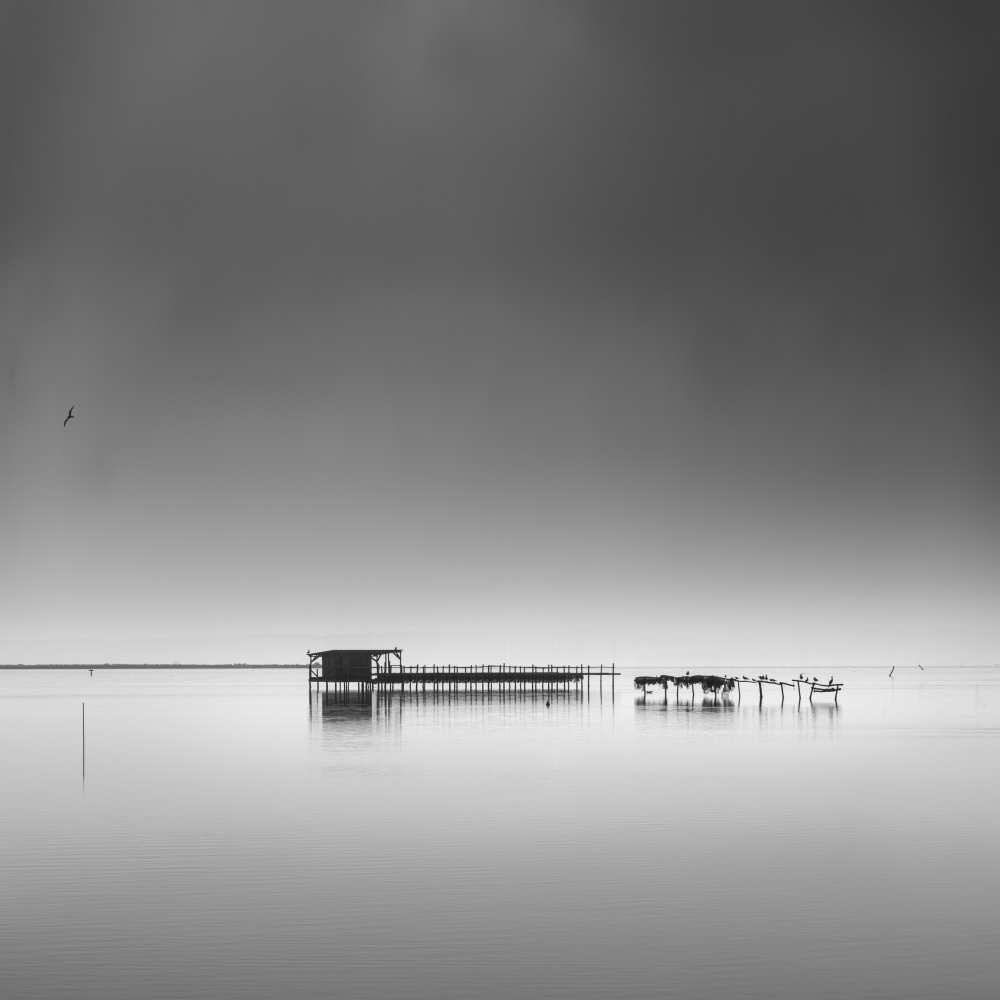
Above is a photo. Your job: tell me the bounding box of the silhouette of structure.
[307,648,618,695]
[634,673,842,706]
[308,648,401,691]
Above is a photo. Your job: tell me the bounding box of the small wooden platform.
[635,673,842,705]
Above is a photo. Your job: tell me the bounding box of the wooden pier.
[308,648,619,695]
[634,673,842,705]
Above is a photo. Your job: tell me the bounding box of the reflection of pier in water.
[633,695,841,738]
[310,681,611,737]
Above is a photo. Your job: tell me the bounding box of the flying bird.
[63,406,75,427]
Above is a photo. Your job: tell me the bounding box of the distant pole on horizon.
[82,701,86,782]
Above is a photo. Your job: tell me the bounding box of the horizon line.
[2,662,998,670]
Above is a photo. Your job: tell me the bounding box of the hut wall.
[321,650,372,682]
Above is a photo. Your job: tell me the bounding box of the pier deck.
[308,655,619,693]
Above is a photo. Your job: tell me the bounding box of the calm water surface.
[2,666,999,999]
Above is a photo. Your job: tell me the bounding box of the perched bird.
[63,405,75,427]
[828,676,833,685]
[812,676,818,683]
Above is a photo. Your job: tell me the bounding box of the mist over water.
[2,666,999,1000]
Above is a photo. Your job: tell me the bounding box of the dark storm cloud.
[7,2,998,430]
[4,1,998,470]
[575,1,1000,292]
[0,1,86,250]
[5,0,997,300]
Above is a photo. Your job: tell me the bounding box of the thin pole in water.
[82,701,86,781]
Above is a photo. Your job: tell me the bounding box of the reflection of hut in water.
[320,690,373,719]
[308,648,401,690]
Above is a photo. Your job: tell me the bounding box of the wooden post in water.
[82,701,85,780]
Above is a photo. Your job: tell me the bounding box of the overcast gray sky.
[2,1,997,665]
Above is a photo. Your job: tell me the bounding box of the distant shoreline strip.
[0,664,304,670]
